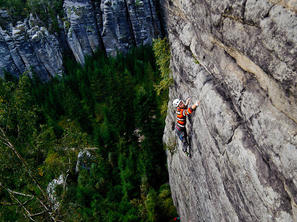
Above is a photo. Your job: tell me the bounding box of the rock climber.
[173,97,200,156]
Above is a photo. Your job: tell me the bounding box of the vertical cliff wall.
[162,0,297,221]
[0,13,63,81]
[0,0,161,80]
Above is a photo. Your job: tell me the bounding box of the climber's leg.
[176,128,190,156]
[182,136,188,151]
[175,128,183,142]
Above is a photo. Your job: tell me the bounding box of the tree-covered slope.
[0,46,176,221]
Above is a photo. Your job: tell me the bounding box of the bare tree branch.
[0,201,18,206]
[0,183,36,222]
[63,158,71,193]
[30,211,46,217]
[84,147,98,150]
[0,128,49,203]
[6,188,34,198]
[0,193,34,206]
[22,197,35,206]
[0,128,58,222]
[0,139,11,148]
[35,196,57,222]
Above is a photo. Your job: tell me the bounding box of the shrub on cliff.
[152,38,172,118]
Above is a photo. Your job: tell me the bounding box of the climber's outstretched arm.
[191,100,200,110]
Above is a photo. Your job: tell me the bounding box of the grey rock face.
[47,174,65,210]
[0,15,63,81]
[162,0,297,221]
[99,0,161,56]
[64,0,103,63]
[75,150,92,173]
[64,0,161,58]
[99,0,134,55]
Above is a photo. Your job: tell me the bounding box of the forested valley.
[0,45,177,221]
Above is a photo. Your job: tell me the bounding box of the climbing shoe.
[183,150,191,157]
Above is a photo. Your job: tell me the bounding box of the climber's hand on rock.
[191,101,199,110]
[185,97,191,106]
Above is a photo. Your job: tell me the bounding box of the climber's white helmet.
[173,99,181,107]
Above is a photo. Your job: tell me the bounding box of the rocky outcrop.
[0,14,63,81]
[162,0,297,221]
[63,0,104,64]
[47,174,66,210]
[98,0,161,55]
[63,0,161,58]
[75,149,93,173]
[0,0,161,79]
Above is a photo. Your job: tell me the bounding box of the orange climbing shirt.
[176,106,193,128]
